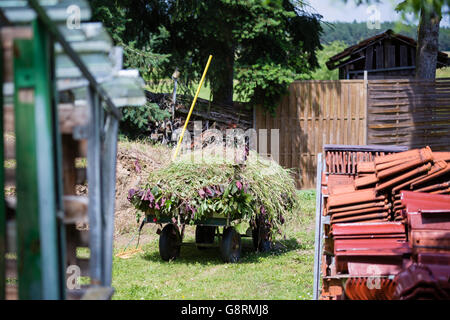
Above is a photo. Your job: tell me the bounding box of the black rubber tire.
[252,226,271,252]
[220,227,241,263]
[159,224,181,261]
[195,226,216,250]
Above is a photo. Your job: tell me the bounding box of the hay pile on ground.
[115,140,171,235]
[128,148,298,238]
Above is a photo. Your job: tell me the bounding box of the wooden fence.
[255,79,450,189]
[255,80,367,189]
[367,79,450,150]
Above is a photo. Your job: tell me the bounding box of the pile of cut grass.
[128,148,297,238]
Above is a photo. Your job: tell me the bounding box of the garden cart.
[144,211,265,263]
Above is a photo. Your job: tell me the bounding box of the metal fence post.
[14,38,42,299]
[101,112,119,286]
[313,153,323,300]
[48,29,66,300]
[0,30,5,300]
[87,86,103,285]
[32,18,64,300]
[12,19,64,300]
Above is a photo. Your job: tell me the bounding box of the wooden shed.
[326,29,449,80]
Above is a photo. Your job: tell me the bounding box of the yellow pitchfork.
[172,55,213,161]
[116,56,213,259]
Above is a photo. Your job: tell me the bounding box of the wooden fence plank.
[340,81,345,145]
[367,79,450,151]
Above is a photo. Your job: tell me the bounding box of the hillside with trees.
[309,41,347,80]
[321,21,450,51]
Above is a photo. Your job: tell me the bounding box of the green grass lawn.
[111,190,316,300]
[437,67,450,78]
[436,52,450,78]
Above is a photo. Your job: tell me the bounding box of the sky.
[308,0,450,27]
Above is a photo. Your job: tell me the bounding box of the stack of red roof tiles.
[320,146,450,300]
[393,191,450,299]
[324,147,450,224]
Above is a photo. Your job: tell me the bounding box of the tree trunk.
[415,7,441,79]
[212,48,234,107]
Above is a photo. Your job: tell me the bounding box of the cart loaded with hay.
[127,149,297,263]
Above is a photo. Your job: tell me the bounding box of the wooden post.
[364,71,368,145]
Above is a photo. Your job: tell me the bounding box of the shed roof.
[326,29,449,70]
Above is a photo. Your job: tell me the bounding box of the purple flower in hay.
[205,187,214,197]
[236,181,243,191]
[260,205,266,216]
[127,188,136,201]
[198,188,206,199]
[155,202,160,210]
[149,192,155,202]
[142,190,154,203]
[160,197,166,207]
[185,203,197,216]
[214,185,223,196]
[134,159,141,173]
[186,204,195,219]
[279,213,285,224]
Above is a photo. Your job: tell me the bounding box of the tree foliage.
[310,41,348,80]
[348,0,449,10]
[395,0,449,16]
[90,0,171,83]
[91,0,324,113]
[120,102,171,139]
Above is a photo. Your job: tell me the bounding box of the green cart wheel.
[195,225,216,250]
[159,224,181,261]
[220,227,241,263]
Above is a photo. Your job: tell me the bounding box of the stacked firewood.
[145,90,253,144]
[325,147,450,225]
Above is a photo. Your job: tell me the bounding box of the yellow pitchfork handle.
[172,55,213,161]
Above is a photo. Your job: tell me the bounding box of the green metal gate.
[0,0,146,299]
